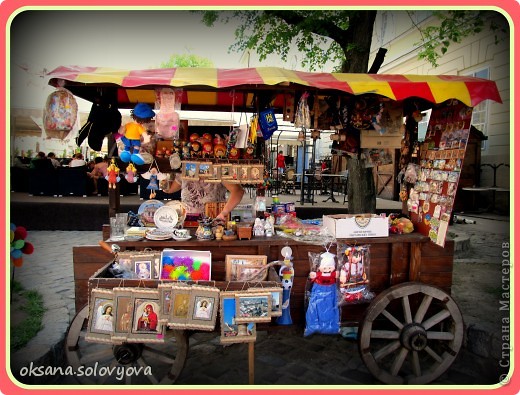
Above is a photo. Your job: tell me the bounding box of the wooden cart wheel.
[65,305,189,384]
[359,282,464,384]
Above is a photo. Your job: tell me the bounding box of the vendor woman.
[164,173,244,222]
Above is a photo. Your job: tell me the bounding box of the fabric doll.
[142,167,167,199]
[125,163,138,183]
[105,159,120,189]
[155,87,180,140]
[304,251,340,337]
[118,103,155,165]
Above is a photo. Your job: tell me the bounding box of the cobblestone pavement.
[8,214,513,387]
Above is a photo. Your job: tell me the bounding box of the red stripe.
[294,71,353,93]
[217,68,264,88]
[47,66,98,84]
[388,81,436,102]
[121,68,176,87]
[464,81,503,106]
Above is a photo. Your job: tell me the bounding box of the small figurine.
[106,159,120,189]
[118,103,155,165]
[277,246,294,325]
[253,218,265,237]
[125,163,138,183]
[215,225,224,240]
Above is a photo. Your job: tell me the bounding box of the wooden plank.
[409,242,422,282]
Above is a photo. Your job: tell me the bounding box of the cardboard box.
[323,214,389,238]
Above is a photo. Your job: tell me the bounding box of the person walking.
[276,151,286,175]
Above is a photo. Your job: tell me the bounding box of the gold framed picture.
[234,291,272,323]
[167,283,192,328]
[225,255,268,281]
[112,287,134,342]
[247,287,283,317]
[85,288,115,344]
[220,292,257,344]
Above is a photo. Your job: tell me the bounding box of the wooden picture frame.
[134,257,153,280]
[158,283,173,323]
[238,165,250,183]
[128,289,164,343]
[206,163,221,183]
[198,161,213,179]
[225,255,268,281]
[186,285,219,331]
[85,288,115,344]
[112,287,134,342]
[249,164,263,184]
[234,292,272,323]
[167,283,192,328]
[182,161,199,181]
[220,163,233,180]
[248,287,283,317]
[220,292,257,344]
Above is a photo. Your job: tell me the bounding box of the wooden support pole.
[248,341,255,385]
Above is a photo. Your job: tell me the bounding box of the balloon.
[22,242,34,255]
[15,227,28,240]
[12,257,23,267]
[13,239,25,250]
[10,231,14,243]
[11,249,22,259]
[10,223,16,231]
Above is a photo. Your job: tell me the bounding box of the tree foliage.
[415,11,507,67]
[159,53,214,68]
[201,10,376,73]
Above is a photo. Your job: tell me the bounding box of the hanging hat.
[132,103,155,119]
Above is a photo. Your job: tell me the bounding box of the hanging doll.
[125,163,138,184]
[118,103,155,165]
[338,245,372,304]
[106,159,120,189]
[142,167,167,199]
[304,251,340,337]
[155,87,180,140]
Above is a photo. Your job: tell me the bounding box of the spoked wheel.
[359,282,464,384]
[65,305,189,384]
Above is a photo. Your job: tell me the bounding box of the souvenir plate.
[153,205,179,231]
[138,200,164,227]
[165,200,188,225]
[145,228,173,240]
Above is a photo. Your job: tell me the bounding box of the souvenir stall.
[45,66,501,385]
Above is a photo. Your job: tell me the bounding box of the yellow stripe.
[171,68,218,88]
[334,74,395,99]
[187,91,218,106]
[76,67,127,85]
[126,90,156,104]
[255,67,308,87]
[429,82,472,106]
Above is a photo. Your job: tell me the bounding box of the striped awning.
[47,66,502,109]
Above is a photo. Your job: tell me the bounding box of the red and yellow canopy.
[47,66,502,109]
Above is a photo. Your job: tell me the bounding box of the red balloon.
[22,242,34,255]
[14,227,28,240]
[12,257,24,267]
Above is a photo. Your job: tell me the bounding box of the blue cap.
[132,103,155,119]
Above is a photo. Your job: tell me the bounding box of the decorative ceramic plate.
[138,200,164,227]
[153,205,179,231]
[145,228,173,240]
[165,200,187,225]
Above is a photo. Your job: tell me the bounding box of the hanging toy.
[155,87,180,139]
[142,161,167,199]
[118,103,155,165]
[106,159,121,189]
[277,246,294,325]
[10,223,34,268]
[304,250,340,337]
[125,163,138,183]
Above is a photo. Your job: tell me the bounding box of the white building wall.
[370,10,511,188]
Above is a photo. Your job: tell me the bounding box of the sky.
[10,10,335,111]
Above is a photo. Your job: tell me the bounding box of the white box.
[323,214,389,238]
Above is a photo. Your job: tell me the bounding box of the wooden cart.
[67,233,462,385]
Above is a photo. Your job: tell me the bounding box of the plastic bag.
[43,88,78,138]
[304,251,341,337]
[336,244,374,305]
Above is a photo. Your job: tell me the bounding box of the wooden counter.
[73,233,454,326]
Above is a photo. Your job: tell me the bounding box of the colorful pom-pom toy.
[10,223,34,267]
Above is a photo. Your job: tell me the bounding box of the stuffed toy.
[106,159,121,189]
[119,103,155,165]
[304,251,340,337]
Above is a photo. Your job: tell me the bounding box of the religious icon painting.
[249,164,263,184]
[85,288,115,344]
[186,285,219,331]
[220,163,233,180]
[158,283,173,323]
[167,283,192,329]
[238,165,250,184]
[111,287,134,342]
[128,288,164,343]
